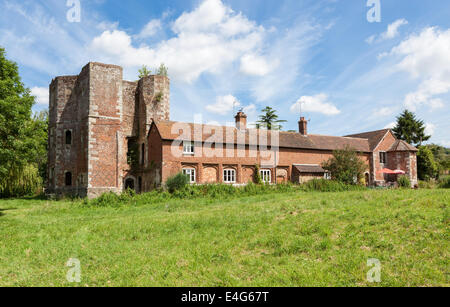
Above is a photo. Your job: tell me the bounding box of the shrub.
[0,164,43,198]
[397,175,411,189]
[300,179,366,192]
[322,146,368,185]
[418,180,436,189]
[438,176,450,189]
[165,173,189,193]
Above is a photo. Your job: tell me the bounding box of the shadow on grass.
[0,207,17,217]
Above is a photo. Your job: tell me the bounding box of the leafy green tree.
[138,65,152,78]
[0,47,46,197]
[156,63,168,77]
[257,106,287,130]
[392,110,431,146]
[417,146,439,181]
[322,146,368,185]
[424,144,450,175]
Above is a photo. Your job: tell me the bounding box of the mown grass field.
[0,189,448,287]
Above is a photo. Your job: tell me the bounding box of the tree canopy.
[257,106,287,130]
[392,110,431,147]
[0,47,47,197]
[322,146,368,185]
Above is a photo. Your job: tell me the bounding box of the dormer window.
[65,130,72,145]
[183,141,194,155]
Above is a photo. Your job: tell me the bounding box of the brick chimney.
[299,117,308,136]
[235,111,247,130]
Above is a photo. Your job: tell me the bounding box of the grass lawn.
[0,189,448,287]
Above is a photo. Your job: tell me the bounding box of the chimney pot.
[235,111,247,130]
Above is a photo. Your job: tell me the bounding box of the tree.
[138,65,151,78]
[257,107,287,130]
[0,47,46,197]
[322,146,368,185]
[156,63,168,77]
[417,146,439,181]
[392,110,431,146]
[424,144,450,176]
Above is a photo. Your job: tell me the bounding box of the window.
[260,170,271,183]
[223,169,236,183]
[138,177,143,192]
[183,168,196,184]
[141,143,145,165]
[65,172,72,187]
[380,152,387,164]
[324,172,332,180]
[183,141,195,155]
[65,130,72,145]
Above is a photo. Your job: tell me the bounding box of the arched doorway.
[124,178,135,191]
[365,173,370,187]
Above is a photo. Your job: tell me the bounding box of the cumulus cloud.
[366,19,408,44]
[206,95,240,115]
[240,54,278,76]
[89,0,268,82]
[290,94,341,116]
[136,19,162,39]
[31,87,49,106]
[386,27,450,111]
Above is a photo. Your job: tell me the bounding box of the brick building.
[47,63,418,198]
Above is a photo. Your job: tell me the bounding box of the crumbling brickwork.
[47,62,170,198]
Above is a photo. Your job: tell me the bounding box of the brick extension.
[47,63,418,198]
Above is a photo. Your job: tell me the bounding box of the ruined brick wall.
[48,62,170,198]
[47,68,90,197]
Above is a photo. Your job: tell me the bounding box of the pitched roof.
[152,121,371,152]
[294,164,326,173]
[345,129,391,151]
[388,140,418,152]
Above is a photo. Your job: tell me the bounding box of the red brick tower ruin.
[47,62,170,198]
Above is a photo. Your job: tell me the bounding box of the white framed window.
[183,141,195,155]
[324,172,332,180]
[183,168,196,183]
[380,152,387,164]
[223,169,236,183]
[260,170,271,183]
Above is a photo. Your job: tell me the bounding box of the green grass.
[0,189,448,287]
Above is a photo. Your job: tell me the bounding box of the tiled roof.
[388,140,418,152]
[345,129,391,151]
[153,121,371,152]
[294,164,326,173]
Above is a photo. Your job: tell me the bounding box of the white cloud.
[31,87,49,106]
[425,123,436,136]
[386,27,450,111]
[382,19,408,40]
[242,104,256,114]
[366,19,408,44]
[290,94,341,116]
[240,54,278,76]
[89,0,267,82]
[136,19,162,39]
[206,95,240,115]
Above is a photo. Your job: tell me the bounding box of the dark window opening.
[65,130,72,145]
[65,172,72,186]
[380,152,387,164]
[138,177,143,193]
[127,138,138,166]
[125,178,135,191]
[141,143,145,165]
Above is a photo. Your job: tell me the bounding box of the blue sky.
[1,0,449,146]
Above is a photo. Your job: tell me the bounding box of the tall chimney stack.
[299,117,308,136]
[235,111,247,130]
